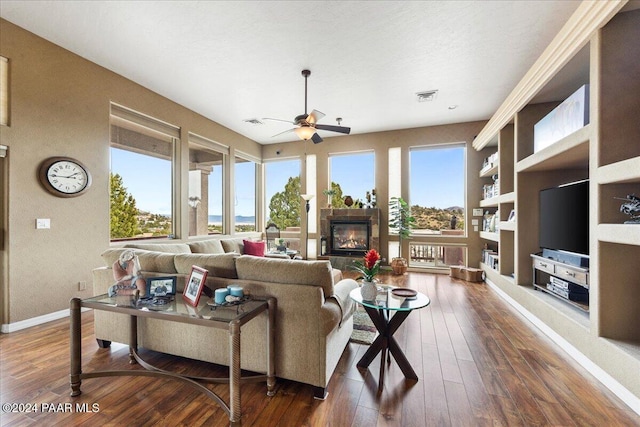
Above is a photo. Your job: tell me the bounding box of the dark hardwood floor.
[1,271,638,426]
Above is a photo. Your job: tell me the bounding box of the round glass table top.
[349,285,430,311]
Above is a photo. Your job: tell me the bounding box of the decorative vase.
[391,257,408,275]
[360,281,377,301]
[344,195,353,207]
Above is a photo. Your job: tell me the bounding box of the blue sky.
[111,145,465,217]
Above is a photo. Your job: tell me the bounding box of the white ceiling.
[0,0,583,144]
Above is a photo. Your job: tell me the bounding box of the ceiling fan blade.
[271,128,296,138]
[307,109,325,125]
[314,124,351,134]
[263,117,295,124]
[311,133,323,144]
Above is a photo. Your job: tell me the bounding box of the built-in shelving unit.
[471,2,640,413]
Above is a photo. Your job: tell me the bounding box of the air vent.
[243,118,264,125]
[416,90,438,102]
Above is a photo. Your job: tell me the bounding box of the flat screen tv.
[539,180,589,256]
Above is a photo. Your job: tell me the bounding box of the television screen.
[539,180,589,255]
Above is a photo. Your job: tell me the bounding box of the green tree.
[328,181,347,208]
[268,176,301,230]
[110,173,140,238]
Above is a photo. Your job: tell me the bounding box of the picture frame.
[507,209,516,222]
[146,276,176,297]
[183,266,207,307]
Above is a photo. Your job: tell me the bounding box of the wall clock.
[38,156,92,198]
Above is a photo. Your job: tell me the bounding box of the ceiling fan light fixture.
[294,126,316,140]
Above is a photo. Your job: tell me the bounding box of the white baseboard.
[1,307,91,333]
[485,278,640,417]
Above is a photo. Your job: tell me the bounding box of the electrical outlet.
[78,281,87,291]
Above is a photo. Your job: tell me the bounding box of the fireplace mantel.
[319,208,380,257]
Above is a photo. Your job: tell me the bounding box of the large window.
[234,154,257,232]
[409,144,465,235]
[109,105,178,240]
[264,159,301,230]
[189,134,227,236]
[329,151,375,207]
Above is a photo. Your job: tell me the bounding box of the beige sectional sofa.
[92,238,358,398]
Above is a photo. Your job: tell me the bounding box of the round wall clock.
[38,156,92,197]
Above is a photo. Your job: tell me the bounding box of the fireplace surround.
[320,208,380,257]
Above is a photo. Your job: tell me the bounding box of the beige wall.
[0,18,487,325]
[0,19,261,324]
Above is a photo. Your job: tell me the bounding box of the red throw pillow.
[243,240,266,257]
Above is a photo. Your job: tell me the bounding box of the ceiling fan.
[263,69,351,144]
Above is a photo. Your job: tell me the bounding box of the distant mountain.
[411,205,465,231]
[208,215,255,224]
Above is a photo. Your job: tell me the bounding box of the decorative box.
[534,84,589,153]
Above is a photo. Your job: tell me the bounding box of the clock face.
[39,157,92,197]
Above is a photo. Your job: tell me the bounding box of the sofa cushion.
[243,240,265,257]
[187,239,225,254]
[124,242,191,253]
[235,255,334,297]
[174,253,239,279]
[220,238,245,254]
[101,248,177,273]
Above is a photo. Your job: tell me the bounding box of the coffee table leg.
[70,298,82,397]
[266,298,276,396]
[229,320,241,424]
[129,314,138,365]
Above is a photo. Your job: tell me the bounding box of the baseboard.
[485,278,640,417]
[1,307,91,333]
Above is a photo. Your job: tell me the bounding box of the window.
[235,154,257,233]
[409,144,465,235]
[188,134,227,236]
[109,104,178,240]
[329,151,375,207]
[264,158,301,230]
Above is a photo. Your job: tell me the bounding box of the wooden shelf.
[596,156,640,184]
[480,192,515,207]
[516,124,590,173]
[479,231,499,242]
[480,163,498,178]
[597,224,640,246]
[499,221,516,231]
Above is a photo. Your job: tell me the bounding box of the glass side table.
[70,293,276,426]
[349,285,430,394]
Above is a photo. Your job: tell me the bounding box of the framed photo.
[183,266,208,307]
[146,276,176,297]
[507,209,516,222]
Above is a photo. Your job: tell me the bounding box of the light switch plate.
[472,219,479,225]
[474,225,479,232]
[473,208,483,216]
[36,218,50,229]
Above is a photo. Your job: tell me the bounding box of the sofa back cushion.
[101,248,177,273]
[174,253,239,279]
[235,255,334,297]
[124,242,191,254]
[187,239,225,254]
[220,238,245,254]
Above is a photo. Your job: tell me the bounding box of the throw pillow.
[243,240,266,257]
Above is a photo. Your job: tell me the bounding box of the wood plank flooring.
[1,272,638,426]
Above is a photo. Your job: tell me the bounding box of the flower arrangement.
[350,249,381,283]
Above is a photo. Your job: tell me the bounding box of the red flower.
[364,249,380,270]
[351,249,381,282]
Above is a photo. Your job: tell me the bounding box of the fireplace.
[330,220,370,256]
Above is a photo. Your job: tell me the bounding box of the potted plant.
[388,197,415,275]
[350,249,381,300]
[276,238,287,252]
[322,188,336,208]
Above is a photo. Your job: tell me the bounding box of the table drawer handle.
[564,271,576,277]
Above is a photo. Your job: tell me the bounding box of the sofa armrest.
[329,278,358,326]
